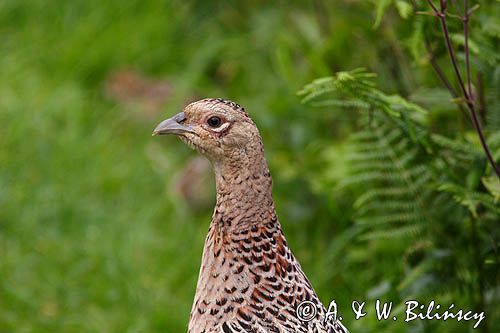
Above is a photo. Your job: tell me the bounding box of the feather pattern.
[155,98,348,333]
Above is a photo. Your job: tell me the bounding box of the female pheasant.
[153,98,348,333]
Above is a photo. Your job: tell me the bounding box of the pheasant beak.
[152,112,195,136]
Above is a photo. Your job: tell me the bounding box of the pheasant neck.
[211,154,276,235]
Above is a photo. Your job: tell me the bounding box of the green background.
[1,1,498,332]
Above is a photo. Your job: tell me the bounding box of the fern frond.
[300,67,499,318]
[336,116,435,245]
[360,224,425,240]
[438,182,500,217]
[298,68,428,123]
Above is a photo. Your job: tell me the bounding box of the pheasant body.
[153,99,348,333]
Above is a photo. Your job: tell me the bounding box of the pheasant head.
[153,98,265,168]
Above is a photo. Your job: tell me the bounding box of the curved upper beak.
[152,112,195,136]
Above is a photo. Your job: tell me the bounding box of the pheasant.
[153,98,348,333]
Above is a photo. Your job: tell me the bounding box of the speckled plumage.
[154,99,348,333]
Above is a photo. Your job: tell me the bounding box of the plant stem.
[410,0,470,120]
[426,0,500,178]
[464,0,473,97]
[426,39,457,97]
[424,36,470,121]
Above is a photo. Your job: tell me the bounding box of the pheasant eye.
[207,116,222,128]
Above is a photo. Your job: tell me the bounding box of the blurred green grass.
[2,1,495,332]
[0,5,198,332]
[1,1,362,331]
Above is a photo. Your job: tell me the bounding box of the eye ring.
[207,116,222,128]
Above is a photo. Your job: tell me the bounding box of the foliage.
[298,1,500,329]
[0,1,498,333]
